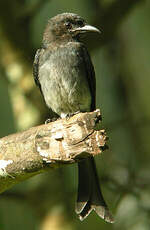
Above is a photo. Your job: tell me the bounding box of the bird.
[33,12,114,223]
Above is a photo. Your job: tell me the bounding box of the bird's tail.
[75,157,114,223]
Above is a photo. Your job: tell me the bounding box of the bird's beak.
[72,24,101,34]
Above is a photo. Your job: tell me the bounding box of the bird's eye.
[64,21,72,29]
[77,20,84,27]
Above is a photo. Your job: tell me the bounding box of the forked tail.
[75,157,114,223]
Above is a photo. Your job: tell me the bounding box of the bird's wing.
[33,48,44,92]
[81,45,96,111]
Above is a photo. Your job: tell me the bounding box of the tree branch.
[0,109,107,194]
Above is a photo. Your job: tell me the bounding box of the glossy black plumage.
[33,13,114,223]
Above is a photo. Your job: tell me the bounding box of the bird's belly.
[39,61,91,116]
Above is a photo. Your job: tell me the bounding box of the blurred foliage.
[0,0,150,229]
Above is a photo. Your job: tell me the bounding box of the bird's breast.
[39,43,92,116]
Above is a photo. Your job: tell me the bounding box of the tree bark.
[0,109,107,194]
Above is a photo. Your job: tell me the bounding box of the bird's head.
[43,13,100,45]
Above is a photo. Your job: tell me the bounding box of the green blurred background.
[0,0,150,229]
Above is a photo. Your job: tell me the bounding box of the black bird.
[33,13,114,223]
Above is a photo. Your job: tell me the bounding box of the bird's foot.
[45,117,58,124]
[65,111,80,120]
